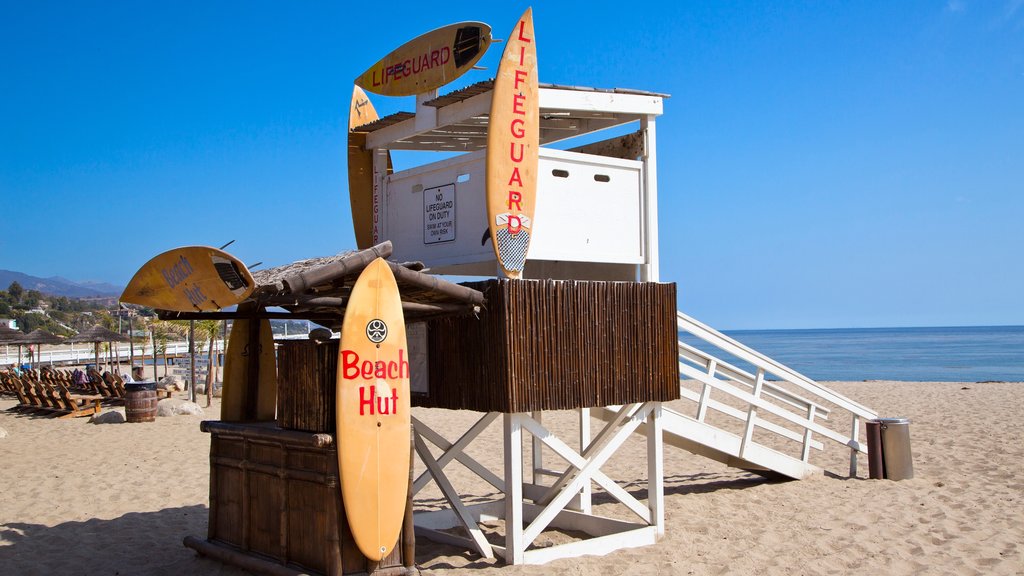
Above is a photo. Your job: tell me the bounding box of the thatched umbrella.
[66,325,130,372]
[0,325,26,366]
[19,329,64,366]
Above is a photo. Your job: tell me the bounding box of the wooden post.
[189,320,197,403]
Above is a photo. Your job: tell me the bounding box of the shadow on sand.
[0,505,246,576]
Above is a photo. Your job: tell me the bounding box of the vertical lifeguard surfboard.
[355,22,492,97]
[220,313,277,422]
[348,86,389,249]
[486,8,538,279]
[336,258,411,561]
[120,246,255,312]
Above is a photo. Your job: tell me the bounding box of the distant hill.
[0,270,123,298]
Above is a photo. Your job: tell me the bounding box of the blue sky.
[1,1,1021,329]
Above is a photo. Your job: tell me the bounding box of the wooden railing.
[676,311,878,476]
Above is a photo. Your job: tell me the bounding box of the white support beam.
[646,402,665,537]
[411,413,503,494]
[413,428,494,558]
[504,413,525,564]
[640,115,660,282]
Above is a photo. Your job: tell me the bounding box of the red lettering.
[359,386,374,415]
[507,215,522,234]
[517,20,532,43]
[402,59,411,78]
[508,190,522,211]
[342,350,360,379]
[510,118,525,138]
[512,92,526,115]
[514,70,528,92]
[377,393,389,415]
[431,49,440,67]
[519,46,526,66]
[508,167,523,188]
[441,46,450,64]
[391,388,399,413]
[398,349,409,379]
[510,142,524,162]
[339,350,409,380]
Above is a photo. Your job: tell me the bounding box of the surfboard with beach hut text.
[486,8,539,279]
[336,258,411,561]
[349,85,392,249]
[120,246,255,312]
[355,22,492,97]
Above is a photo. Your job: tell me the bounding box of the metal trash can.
[877,417,914,481]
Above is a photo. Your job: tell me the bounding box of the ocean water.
[680,325,1024,383]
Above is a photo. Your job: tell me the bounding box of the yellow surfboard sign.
[486,8,538,279]
[348,86,391,249]
[336,258,411,561]
[356,22,491,97]
[220,312,277,422]
[121,246,255,312]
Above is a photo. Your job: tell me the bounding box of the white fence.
[0,340,224,367]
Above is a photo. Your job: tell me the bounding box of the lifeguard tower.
[352,33,880,569]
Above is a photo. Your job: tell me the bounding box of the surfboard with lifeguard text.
[336,258,411,561]
[348,86,392,249]
[486,8,538,279]
[355,22,492,97]
[120,246,255,312]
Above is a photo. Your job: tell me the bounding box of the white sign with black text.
[423,184,456,244]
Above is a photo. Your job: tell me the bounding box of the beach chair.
[54,383,102,419]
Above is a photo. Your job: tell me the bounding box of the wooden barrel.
[125,382,158,423]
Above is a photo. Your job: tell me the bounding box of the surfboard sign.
[220,311,277,422]
[121,246,255,312]
[336,258,410,561]
[486,8,538,279]
[355,22,492,97]
[348,86,392,249]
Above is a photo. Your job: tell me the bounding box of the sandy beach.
[1,380,1021,575]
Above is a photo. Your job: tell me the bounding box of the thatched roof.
[19,329,64,345]
[0,325,25,344]
[65,325,129,344]
[158,241,485,329]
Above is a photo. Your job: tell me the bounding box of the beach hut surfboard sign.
[336,258,411,561]
[348,86,392,249]
[486,7,538,279]
[121,246,255,312]
[355,22,492,97]
[220,309,277,422]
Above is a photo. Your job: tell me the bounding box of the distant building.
[0,318,17,329]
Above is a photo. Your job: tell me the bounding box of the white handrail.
[678,311,877,419]
[676,310,880,476]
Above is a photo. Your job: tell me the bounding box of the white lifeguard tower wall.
[362,83,665,282]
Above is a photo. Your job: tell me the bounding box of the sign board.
[423,184,456,244]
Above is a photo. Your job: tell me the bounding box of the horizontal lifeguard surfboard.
[121,246,255,312]
[348,86,391,249]
[336,258,411,561]
[355,22,492,97]
[486,8,538,279]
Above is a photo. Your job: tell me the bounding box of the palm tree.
[192,319,223,407]
[151,321,187,379]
